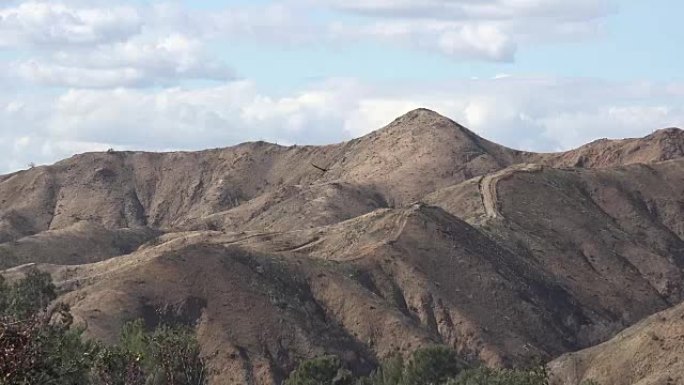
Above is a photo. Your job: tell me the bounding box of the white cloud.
[319,0,615,60]
[1,76,682,173]
[15,34,234,88]
[538,106,679,148]
[0,2,141,47]
[320,0,615,21]
[205,3,319,45]
[16,61,143,88]
[1,0,615,74]
[0,0,618,91]
[438,23,515,60]
[1,1,237,88]
[0,1,679,174]
[330,19,517,61]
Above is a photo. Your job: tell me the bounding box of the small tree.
[5,268,57,319]
[364,354,405,385]
[0,270,208,385]
[446,366,550,385]
[101,319,208,385]
[91,344,145,385]
[402,346,467,385]
[146,325,208,385]
[285,355,353,385]
[0,270,94,385]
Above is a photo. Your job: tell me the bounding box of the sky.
[1,0,683,172]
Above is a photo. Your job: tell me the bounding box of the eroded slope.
[549,302,684,385]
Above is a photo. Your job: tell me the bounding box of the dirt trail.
[479,164,544,219]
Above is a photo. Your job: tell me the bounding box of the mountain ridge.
[1,109,683,385]
[1,109,681,241]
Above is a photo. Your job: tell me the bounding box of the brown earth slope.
[0,223,161,269]
[549,302,684,385]
[533,128,684,168]
[0,109,529,244]
[426,160,684,346]
[1,109,683,384]
[2,205,597,384]
[1,109,681,243]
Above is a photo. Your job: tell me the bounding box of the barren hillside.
[0,109,527,243]
[1,109,683,384]
[549,301,684,385]
[533,128,684,168]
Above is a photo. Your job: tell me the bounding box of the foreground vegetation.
[0,269,207,385]
[1,269,601,385]
[285,347,600,385]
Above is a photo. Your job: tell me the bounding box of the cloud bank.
[1,0,681,173]
[2,76,683,172]
[1,0,616,90]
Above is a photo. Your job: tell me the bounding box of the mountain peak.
[396,108,451,123]
[403,107,442,117]
[649,127,683,138]
[382,108,470,135]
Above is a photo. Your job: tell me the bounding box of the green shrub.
[289,346,466,385]
[93,319,207,385]
[402,346,467,385]
[286,347,561,385]
[0,304,96,385]
[285,355,353,385]
[0,268,57,319]
[146,324,208,385]
[363,354,405,385]
[29,323,98,385]
[0,270,207,385]
[447,366,549,385]
[91,344,145,385]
